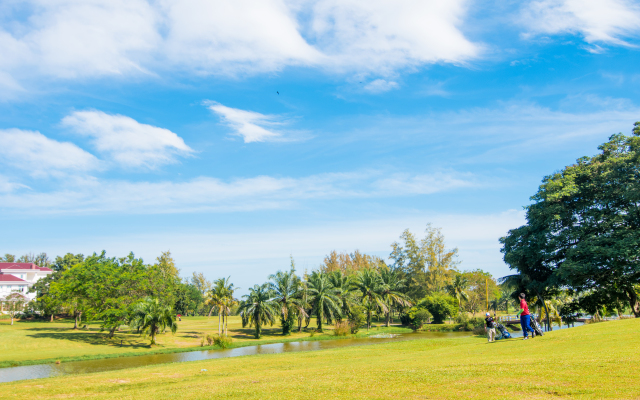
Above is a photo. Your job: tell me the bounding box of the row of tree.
[7,226,527,341]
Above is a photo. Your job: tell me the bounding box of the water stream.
[0,331,467,383]
[0,323,584,384]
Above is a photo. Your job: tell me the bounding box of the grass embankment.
[2,318,638,399]
[0,316,415,368]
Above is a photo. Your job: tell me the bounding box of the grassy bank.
[0,316,417,368]
[2,318,638,399]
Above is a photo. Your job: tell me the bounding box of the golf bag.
[496,323,511,339]
[530,317,544,337]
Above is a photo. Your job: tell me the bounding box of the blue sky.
[1,0,640,292]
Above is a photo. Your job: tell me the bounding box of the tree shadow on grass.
[26,331,151,349]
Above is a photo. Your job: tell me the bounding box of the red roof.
[0,273,29,283]
[0,263,52,272]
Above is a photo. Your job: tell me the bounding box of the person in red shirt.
[516,293,535,340]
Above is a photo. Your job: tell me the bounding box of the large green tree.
[501,124,640,317]
[390,224,459,298]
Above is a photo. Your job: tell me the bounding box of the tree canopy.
[501,123,640,317]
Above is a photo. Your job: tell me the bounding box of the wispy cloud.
[206,102,305,143]
[0,170,476,215]
[0,128,99,177]
[61,110,193,169]
[521,0,640,46]
[363,79,399,93]
[24,210,525,293]
[340,98,640,163]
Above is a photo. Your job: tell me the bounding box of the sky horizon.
[1,0,640,293]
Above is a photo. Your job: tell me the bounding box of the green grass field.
[1,318,638,399]
[0,315,412,367]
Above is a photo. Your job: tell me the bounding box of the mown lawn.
[0,315,412,366]
[2,318,638,399]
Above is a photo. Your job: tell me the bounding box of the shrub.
[409,309,433,331]
[349,306,366,334]
[418,293,458,324]
[472,325,486,336]
[205,334,214,346]
[213,335,233,349]
[333,321,350,336]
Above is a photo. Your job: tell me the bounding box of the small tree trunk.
[385,312,390,327]
[50,314,54,322]
[74,312,79,329]
[625,287,640,318]
[218,312,221,335]
[367,309,372,330]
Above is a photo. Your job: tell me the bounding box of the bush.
[409,309,433,331]
[455,314,485,331]
[333,321,350,336]
[418,293,458,324]
[472,325,486,336]
[205,334,214,346]
[349,306,366,334]
[213,335,233,349]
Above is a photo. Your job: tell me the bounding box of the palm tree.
[131,298,177,346]
[218,277,237,336]
[269,268,303,335]
[380,268,412,326]
[208,279,227,335]
[351,269,387,329]
[239,284,277,339]
[498,285,513,314]
[307,271,341,332]
[294,278,311,332]
[447,274,469,311]
[328,270,353,322]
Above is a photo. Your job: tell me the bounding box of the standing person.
[516,293,535,340]
[484,312,496,343]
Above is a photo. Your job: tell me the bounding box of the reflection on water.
[0,331,467,383]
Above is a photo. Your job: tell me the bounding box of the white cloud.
[522,0,640,46]
[0,170,475,215]
[0,128,99,177]
[363,79,399,93]
[61,110,193,168]
[207,102,291,143]
[1,0,160,79]
[0,0,479,92]
[307,0,478,73]
[160,0,323,74]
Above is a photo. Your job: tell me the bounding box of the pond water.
[0,331,468,383]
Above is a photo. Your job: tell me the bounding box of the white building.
[0,263,53,303]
